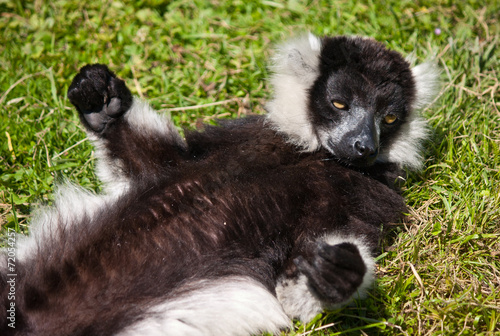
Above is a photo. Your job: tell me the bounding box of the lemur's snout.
[349,114,379,166]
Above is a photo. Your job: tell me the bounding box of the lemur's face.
[267,34,437,170]
[310,68,412,167]
[308,37,416,167]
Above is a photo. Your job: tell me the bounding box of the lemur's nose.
[354,140,378,159]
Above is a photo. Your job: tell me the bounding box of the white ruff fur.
[265,33,322,151]
[276,234,375,322]
[118,277,291,336]
[378,62,441,170]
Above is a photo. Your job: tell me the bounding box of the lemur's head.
[266,34,440,170]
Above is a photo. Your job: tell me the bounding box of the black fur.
[0,35,426,336]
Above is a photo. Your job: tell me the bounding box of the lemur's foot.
[68,64,132,133]
[294,242,366,303]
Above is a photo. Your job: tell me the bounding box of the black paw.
[67,64,132,133]
[294,242,367,303]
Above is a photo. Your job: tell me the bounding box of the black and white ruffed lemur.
[0,33,439,336]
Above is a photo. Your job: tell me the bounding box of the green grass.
[1,0,499,334]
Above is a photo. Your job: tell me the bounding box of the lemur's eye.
[332,101,347,110]
[384,114,398,124]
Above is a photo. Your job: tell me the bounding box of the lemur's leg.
[119,276,291,336]
[68,64,186,194]
[276,230,376,322]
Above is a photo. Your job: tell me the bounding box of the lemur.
[0,34,439,336]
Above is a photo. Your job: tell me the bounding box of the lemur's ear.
[270,33,322,83]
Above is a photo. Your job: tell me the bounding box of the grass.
[1,0,499,334]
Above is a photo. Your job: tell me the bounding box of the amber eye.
[384,114,398,124]
[332,101,347,110]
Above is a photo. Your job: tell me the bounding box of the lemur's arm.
[276,226,377,322]
[68,65,186,194]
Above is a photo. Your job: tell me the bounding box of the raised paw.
[294,242,367,304]
[67,64,133,133]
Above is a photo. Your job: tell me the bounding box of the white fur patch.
[377,114,429,170]
[90,98,186,196]
[411,62,442,111]
[125,98,184,145]
[276,273,322,323]
[14,182,111,262]
[378,62,440,170]
[276,234,375,322]
[118,277,291,336]
[89,132,130,197]
[308,32,322,52]
[265,33,322,151]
